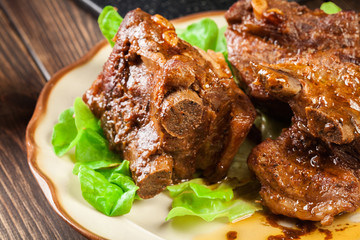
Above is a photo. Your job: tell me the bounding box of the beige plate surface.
[26,11,360,240]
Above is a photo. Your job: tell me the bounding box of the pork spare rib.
[250,48,360,225]
[83,9,256,199]
[248,125,360,226]
[226,0,360,225]
[225,0,360,117]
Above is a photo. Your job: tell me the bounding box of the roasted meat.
[254,49,360,145]
[250,50,360,225]
[83,9,256,199]
[225,0,360,117]
[226,0,360,225]
[248,125,360,226]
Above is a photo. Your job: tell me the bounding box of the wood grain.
[1,0,103,78]
[0,0,95,239]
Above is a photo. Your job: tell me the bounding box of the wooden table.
[1,1,101,239]
[0,0,359,239]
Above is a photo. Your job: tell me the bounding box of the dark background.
[75,0,360,19]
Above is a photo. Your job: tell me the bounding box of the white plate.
[26,11,360,240]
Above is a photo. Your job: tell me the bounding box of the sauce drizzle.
[226,231,238,240]
[266,214,318,240]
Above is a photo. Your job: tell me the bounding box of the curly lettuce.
[166,179,260,222]
[320,2,342,14]
[52,98,138,216]
[98,6,123,47]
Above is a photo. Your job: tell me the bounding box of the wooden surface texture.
[0,0,359,239]
[0,0,101,239]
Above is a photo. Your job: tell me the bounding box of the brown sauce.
[266,213,317,240]
[195,208,360,240]
[318,229,332,240]
[226,231,237,240]
[334,223,350,232]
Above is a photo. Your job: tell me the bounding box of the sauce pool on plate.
[196,209,360,240]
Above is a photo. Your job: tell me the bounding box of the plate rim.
[26,38,109,240]
[25,10,226,240]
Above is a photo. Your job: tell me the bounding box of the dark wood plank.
[0,0,104,239]
[1,0,103,78]
[0,5,86,240]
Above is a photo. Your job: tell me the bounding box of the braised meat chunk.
[248,125,360,226]
[254,50,360,145]
[226,0,360,225]
[225,0,360,116]
[250,49,360,225]
[83,9,256,199]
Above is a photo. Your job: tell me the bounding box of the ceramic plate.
[26,11,360,240]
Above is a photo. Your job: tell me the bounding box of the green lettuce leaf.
[51,97,105,157]
[51,107,77,156]
[92,159,132,179]
[98,6,123,47]
[75,128,120,163]
[320,2,342,14]
[167,179,233,201]
[52,98,138,216]
[179,18,219,51]
[178,18,227,55]
[73,97,100,132]
[108,173,139,215]
[215,26,227,53]
[166,179,259,222]
[73,159,131,180]
[73,161,120,175]
[107,159,132,177]
[76,162,138,216]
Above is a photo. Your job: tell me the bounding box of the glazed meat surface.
[248,125,360,226]
[250,49,360,225]
[254,50,360,145]
[83,9,256,199]
[225,0,360,116]
[226,0,360,225]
